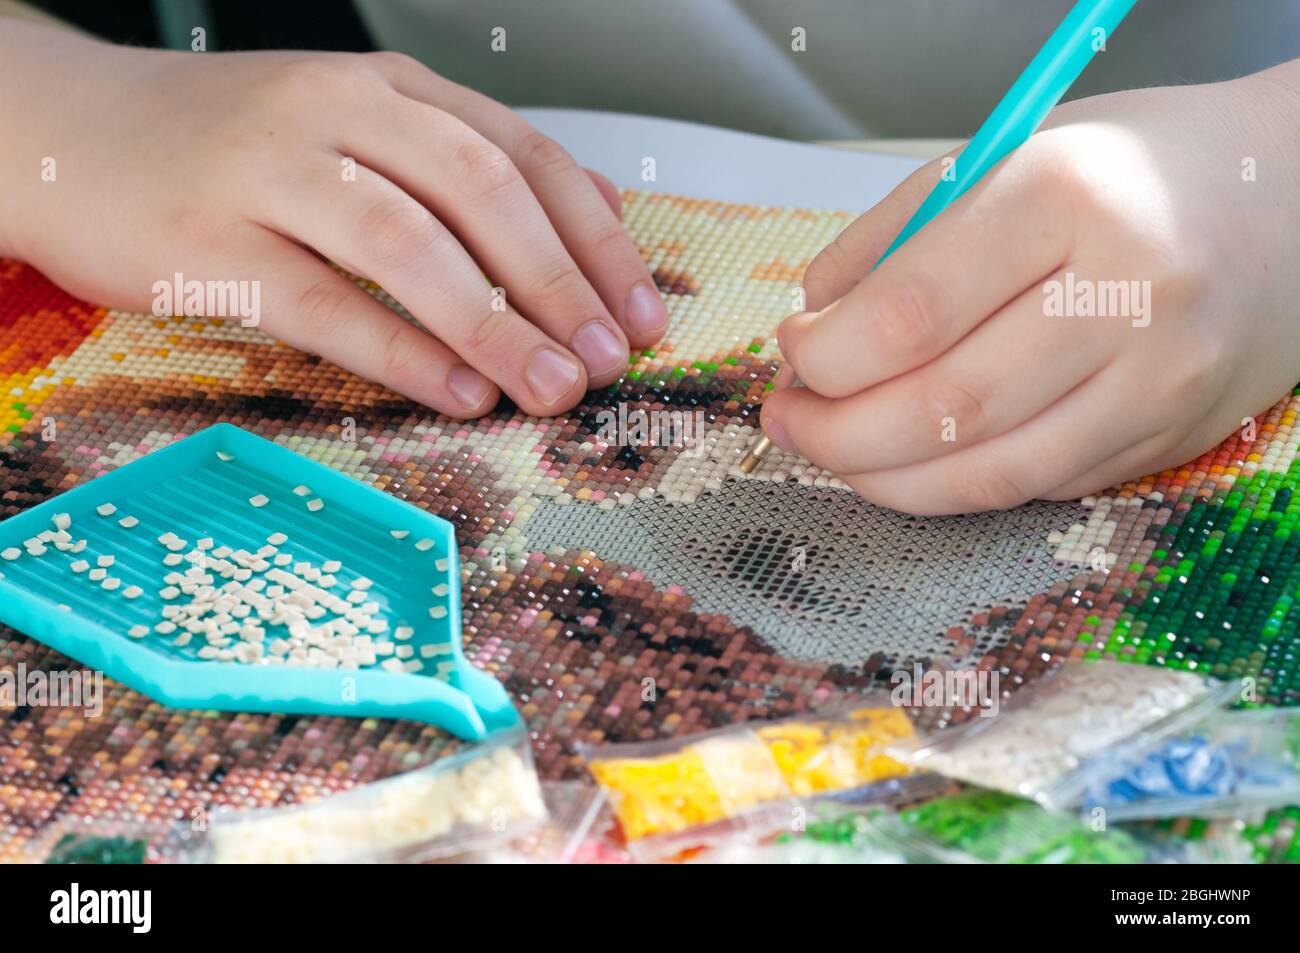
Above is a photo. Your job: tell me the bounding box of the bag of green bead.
[34,817,211,865]
[856,789,1252,864]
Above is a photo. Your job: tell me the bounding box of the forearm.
[0,19,105,258]
[1254,54,1300,98]
[1238,58,1300,272]
[0,0,77,31]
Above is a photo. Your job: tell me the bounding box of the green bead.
[45,834,148,865]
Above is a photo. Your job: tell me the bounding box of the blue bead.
[1103,735,1236,802]
[1164,738,1235,795]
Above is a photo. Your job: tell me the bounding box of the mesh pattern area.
[525,481,1080,664]
[1,192,1299,863]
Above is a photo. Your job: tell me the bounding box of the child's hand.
[0,23,668,417]
[762,69,1300,515]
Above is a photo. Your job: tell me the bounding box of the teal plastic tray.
[0,424,517,740]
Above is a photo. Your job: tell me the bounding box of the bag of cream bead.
[886,660,1243,809]
[36,771,611,866]
[206,726,546,863]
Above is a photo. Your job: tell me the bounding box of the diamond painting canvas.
[1,189,1298,863]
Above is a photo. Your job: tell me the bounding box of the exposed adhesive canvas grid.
[525,482,1081,665]
[1,192,1299,863]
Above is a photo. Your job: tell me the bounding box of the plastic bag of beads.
[887,660,1239,807]
[1074,708,1300,823]
[32,818,211,865]
[684,771,959,864]
[581,699,928,860]
[685,798,916,864]
[207,727,546,862]
[455,780,630,863]
[686,835,906,864]
[861,788,1251,864]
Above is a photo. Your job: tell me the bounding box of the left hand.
[760,70,1300,515]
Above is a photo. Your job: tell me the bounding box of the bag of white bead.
[886,660,1242,809]
[207,726,546,863]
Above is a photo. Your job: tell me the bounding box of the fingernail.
[447,364,494,411]
[526,347,582,405]
[762,415,796,454]
[624,282,668,336]
[571,320,626,375]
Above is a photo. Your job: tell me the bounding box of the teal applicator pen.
[738,0,1140,474]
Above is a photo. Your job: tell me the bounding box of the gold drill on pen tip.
[737,435,773,474]
[741,366,793,473]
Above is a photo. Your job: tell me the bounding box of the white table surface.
[519,107,941,212]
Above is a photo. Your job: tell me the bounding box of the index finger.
[374,55,670,349]
[778,149,1073,400]
[801,148,960,312]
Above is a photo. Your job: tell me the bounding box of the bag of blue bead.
[1076,708,1300,823]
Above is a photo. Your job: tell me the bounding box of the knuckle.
[1167,336,1226,399]
[803,237,850,310]
[1039,484,1082,503]
[587,223,635,259]
[870,278,941,365]
[1152,253,1210,318]
[776,313,815,383]
[1031,153,1101,218]
[295,276,353,337]
[378,322,420,388]
[531,261,586,307]
[810,432,854,477]
[454,140,522,203]
[952,460,1028,512]
[515,130,577,177]
[267,57,363,101]
[363,50,421,77]
[920,374,987,441]
[356,198,445,271]
[461,310,516,359]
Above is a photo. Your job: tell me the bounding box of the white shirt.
[357,0,1300,138]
